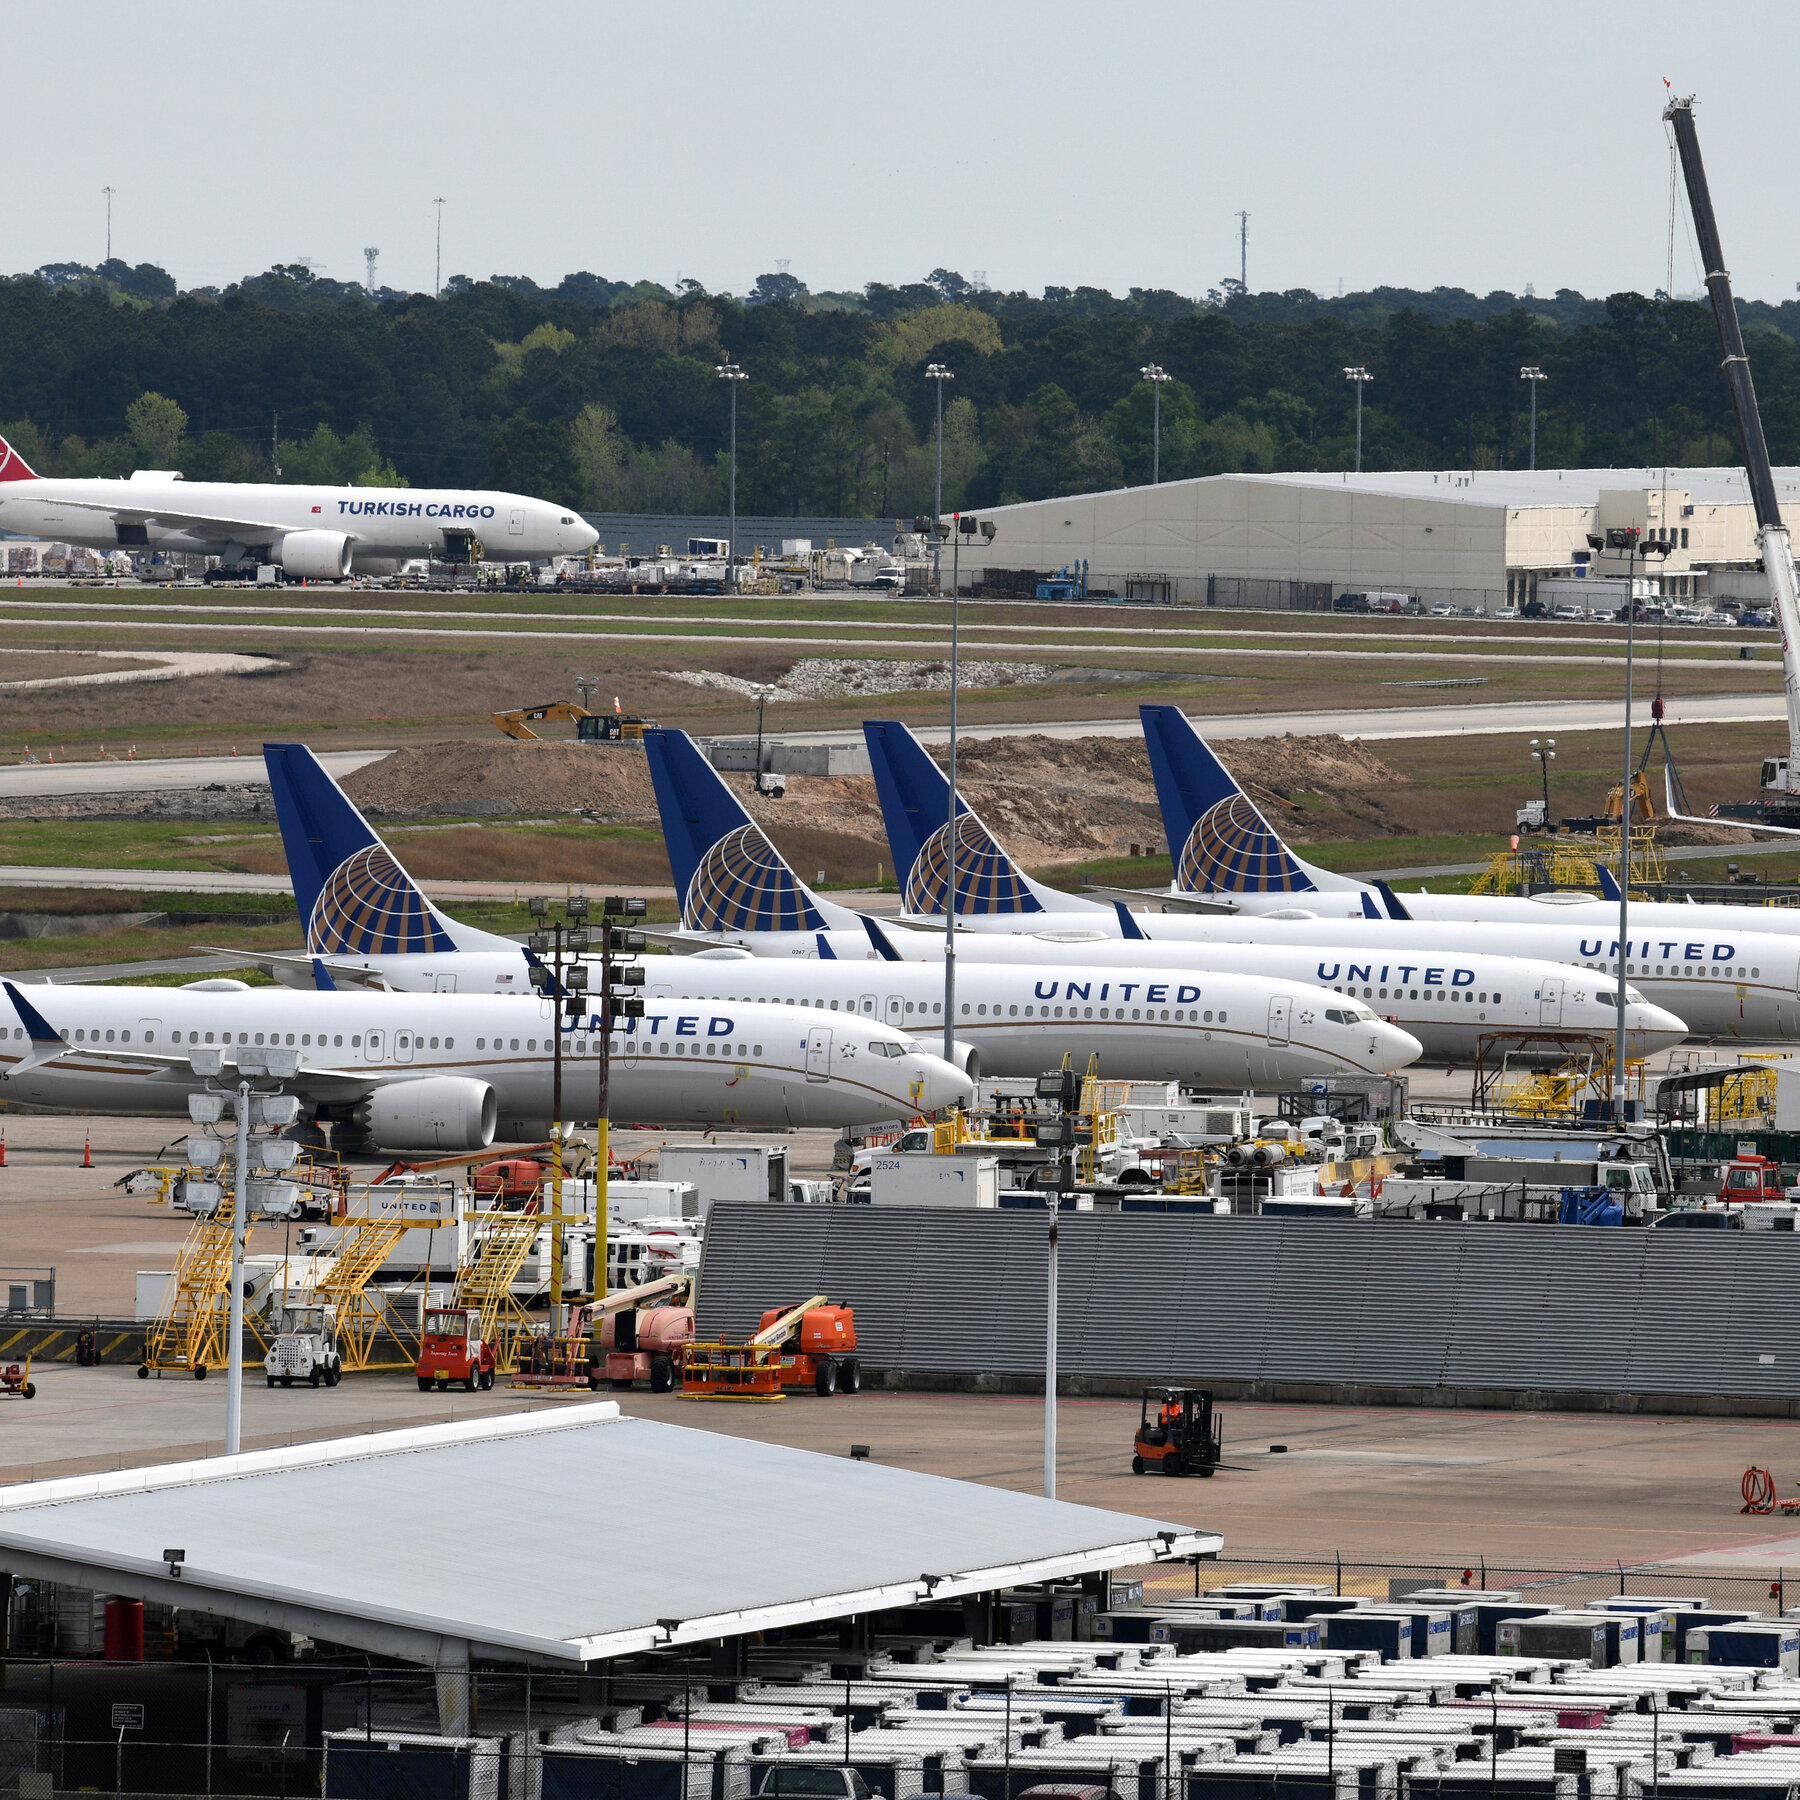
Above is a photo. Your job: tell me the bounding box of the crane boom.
[1666,94,1800,791]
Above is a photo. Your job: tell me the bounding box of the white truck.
[263,1304,343,1388]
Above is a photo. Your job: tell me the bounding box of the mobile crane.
[1658,95,1800,837]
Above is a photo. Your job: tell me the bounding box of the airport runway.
[1,691,1787,800]
[0,865,676,902]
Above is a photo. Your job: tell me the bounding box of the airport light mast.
[1139,363,1171,484]
[717,362,747,594]
[1343,367,1372,474]
[1520,366,1546,470]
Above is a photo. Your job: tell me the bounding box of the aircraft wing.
[1661,766,1800,840]
[189,946,399,990]
[18,495,331,543]
[1081,883,1241,915]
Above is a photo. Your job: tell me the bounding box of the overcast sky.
[14,1,1800,305]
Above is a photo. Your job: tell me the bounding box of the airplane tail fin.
[0,435,39,483]
[1137,705,1363,897]
[643,728,861,934]
[263,744,515,957]
[862,719,1085,919]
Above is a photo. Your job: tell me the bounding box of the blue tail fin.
[1595,864,1622,902]
[263,743,511,957]
[863,720,1072,918]
[1373,880,1413,921]
[643,728,857,935]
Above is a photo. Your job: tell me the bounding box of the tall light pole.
[1344,366,1372,474]
[1529,737,1556,827]
[434,197,445,296]
[925,362,953,591]
[1140,362,1170,484]
[717,361,747,593]
[103,186,114,264]
[1521,365,1546,471]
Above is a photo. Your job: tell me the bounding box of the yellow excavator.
[492,703,655,742]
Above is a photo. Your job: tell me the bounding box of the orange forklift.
[1132,1387,1222,1477]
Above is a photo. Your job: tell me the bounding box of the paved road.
[4,692,1790,800]
[0,747,385,797]
[0,865,678,902]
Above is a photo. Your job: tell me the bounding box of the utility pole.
[1520,366,1546,470]
[434,198,445,296]
[271,412,280,481]
[597,896,647,1301]
[1343,366,1372,473]
[925,363,953,590]
[1140,363,1170,484]
[103,187,114,264]
[1236,211,1249,289]
[716,362,747,593]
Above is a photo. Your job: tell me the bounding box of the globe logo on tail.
[308,846,455,955]
[685,824,823,933]
[903,813,1041,915]
[1178,795,1314,894]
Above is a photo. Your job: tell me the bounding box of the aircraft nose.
[571,517,599,551]
[1633,1002,1690,1049]
[915,1052,974,1111]
[1377,1023,1424,1070]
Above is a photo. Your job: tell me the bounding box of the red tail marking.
[0,435,39,482]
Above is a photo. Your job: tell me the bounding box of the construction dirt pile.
[342,731,1406,863]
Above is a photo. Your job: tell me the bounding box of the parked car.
[1551,605,1585,620]
[1699,610,1736,628]
[1493,606,1520,621]
[1429,603,1457,618]
[1742,609,1775,627]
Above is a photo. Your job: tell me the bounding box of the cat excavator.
[492,702,655,742]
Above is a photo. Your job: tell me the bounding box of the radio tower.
[1236,211,1249,290]
[363,247,380,294]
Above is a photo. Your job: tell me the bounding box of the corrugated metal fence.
[695,1208,1800,1409]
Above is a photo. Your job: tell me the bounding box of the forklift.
[1132,1387,1222,1477]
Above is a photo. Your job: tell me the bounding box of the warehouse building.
[959,465,1800,613]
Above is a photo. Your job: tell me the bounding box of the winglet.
[1360,892,1382,919]
[1595,864,1622,902]
[860,914,905,963]
[310,957,340,992]
[816,931,837,961]
[1112,900,1148,941]
[1373,880,1413,921]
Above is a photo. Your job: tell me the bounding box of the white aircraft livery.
[0,434,597,577]
[0,981,970,1149]
[259,743,1425,1083]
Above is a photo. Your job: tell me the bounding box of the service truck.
[264,1303,343,1389]
[416,1306,496,1392]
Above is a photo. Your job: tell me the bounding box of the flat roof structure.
[0,1403,1216,1670]
[959,465,1800,612]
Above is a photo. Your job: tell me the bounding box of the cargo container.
[657,1146,789,1213]
[869,1154,999,1207]
[1687,1623,1800,1672]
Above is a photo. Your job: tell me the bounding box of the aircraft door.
[508,508,525,538]
[433,973,457,993]
[1539,977,1563,1026]
[1266,996,1291,1045]
[806,1025,833,1082]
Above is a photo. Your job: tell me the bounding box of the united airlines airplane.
[0,433,597,578]
[0,982,969,1149]
[1137,702,1800,947]
[862,717,1792,1044]
[258,743,1424,1083]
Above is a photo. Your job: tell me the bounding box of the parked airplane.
[0,434,597,578]
[1138,702,1800,947]
[261,742,1423,1082]
[857,720,1688,1062]
[0,981,968,1148]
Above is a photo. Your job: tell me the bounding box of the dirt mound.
[340,730,1409,865]
[343,740,664,824]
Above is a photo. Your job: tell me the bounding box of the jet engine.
[909,1036,979,1080]
[354,1077,497,1152]
[275,529,354,581]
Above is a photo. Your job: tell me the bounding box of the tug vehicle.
[416,1306,496,1392]
[1132,1387,1222,1477]
[264,1304,343,1389]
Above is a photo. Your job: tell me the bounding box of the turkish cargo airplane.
[0,434,597,578]
[259,744,1423,1082]
[0,981,968,1151]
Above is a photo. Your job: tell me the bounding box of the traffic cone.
[82,1130,92,1169]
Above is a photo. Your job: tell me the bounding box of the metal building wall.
[696,1207,1800,1407]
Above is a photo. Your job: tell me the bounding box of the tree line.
[2,261,1797,516]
